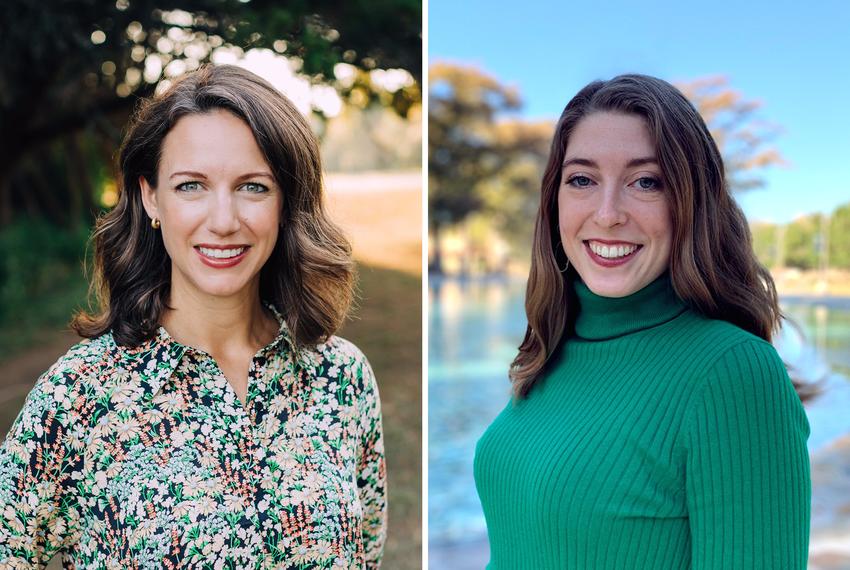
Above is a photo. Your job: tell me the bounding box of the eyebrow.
[169,170,275,181]
[562,157,658,169]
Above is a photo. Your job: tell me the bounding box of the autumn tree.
[676,76,786,192]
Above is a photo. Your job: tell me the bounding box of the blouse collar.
[106,301,295,400]
[572,273,688,341]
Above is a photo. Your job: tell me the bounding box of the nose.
[592,183,627,228]
[207,188,241,235]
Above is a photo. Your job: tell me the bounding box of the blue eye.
[567,175,593,188]
[634,177,662,191]
[242,182,269,193]
[176,181,201,192]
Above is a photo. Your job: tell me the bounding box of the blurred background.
[428,1,850,568]
[0,1,421,568]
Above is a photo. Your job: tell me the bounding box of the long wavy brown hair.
[73,64,354,347]
[511,73,808,399]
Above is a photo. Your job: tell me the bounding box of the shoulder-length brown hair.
[511,73,797,398]
[73,64,354,347]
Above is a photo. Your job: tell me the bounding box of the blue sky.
[429,0,850,223]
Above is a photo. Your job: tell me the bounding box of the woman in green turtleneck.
[473,74,811,569]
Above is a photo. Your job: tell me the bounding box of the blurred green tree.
[828,203,850,269]
[784,214,821,270]
[0,0,421,226]
[751,221,779,268]
[476,120,551,248]
[428,63,521,273]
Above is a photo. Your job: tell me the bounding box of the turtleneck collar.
[572,273,688,341]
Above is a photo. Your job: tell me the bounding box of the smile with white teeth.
[197,246,247,259]
[588,241,639,259]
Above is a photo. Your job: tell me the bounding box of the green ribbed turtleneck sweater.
[473,274,811,569]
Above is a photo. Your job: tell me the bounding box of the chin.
[585,283,633,298]
[190,277,255,299]
[578,271,642,299]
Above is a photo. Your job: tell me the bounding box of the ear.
[139,176,159,222]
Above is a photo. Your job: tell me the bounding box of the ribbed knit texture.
[473,274,811,569]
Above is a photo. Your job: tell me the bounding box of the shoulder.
[678,308,773,357]
[684,326,805,431]
[34,334,114,392]
[674,310,800,404]
[301,335,377,394]
[678,309,786,382]
[6,334,117,438]
[29,332,129,405]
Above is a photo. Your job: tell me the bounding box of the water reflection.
[429,278,850,553]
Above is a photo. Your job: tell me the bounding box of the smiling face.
[140,108,282,304]
[557,111,672,298]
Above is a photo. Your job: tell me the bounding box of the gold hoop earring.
[151,218,161,229]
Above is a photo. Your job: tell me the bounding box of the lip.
[194,245,250,268]
[586,238,640,246]
[583,240,642,268]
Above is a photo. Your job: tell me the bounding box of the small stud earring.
[151,218,161,229]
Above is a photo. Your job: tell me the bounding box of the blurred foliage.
[676,76,786,192]
[0,0,422,346]
[476,120,551,246]
[751,203,850,271]
[0,219,90,357]
[428,63,526,271]
[751,222,780,268]
[428,63,790,273]
[784,214,822,270]
[829,203,850,269]
[0,219,89,320]
[0,0,421,226]
[429,63,521,227]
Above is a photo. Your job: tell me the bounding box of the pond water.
[428,277,850,548]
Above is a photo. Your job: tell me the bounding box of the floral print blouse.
[0,308,386,569]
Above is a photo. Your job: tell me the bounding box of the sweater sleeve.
[355,352,387,569]
[683,340,810,569]
[0,364,86,568]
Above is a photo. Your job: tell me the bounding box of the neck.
[572,273,687,341]
[161,276,277,356]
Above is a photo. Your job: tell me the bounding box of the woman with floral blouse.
[0,64,386,569]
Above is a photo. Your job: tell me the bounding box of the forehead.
[565,112,655,163]
[159,109,270,175]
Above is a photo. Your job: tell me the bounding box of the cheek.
[556,192,583,240]
[248,205,281,247]
[159,205,203,253]
[642,201,673,256]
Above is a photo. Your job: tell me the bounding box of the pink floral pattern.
[0,307,386,569]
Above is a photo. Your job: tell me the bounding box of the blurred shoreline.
[428,268,850,299]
